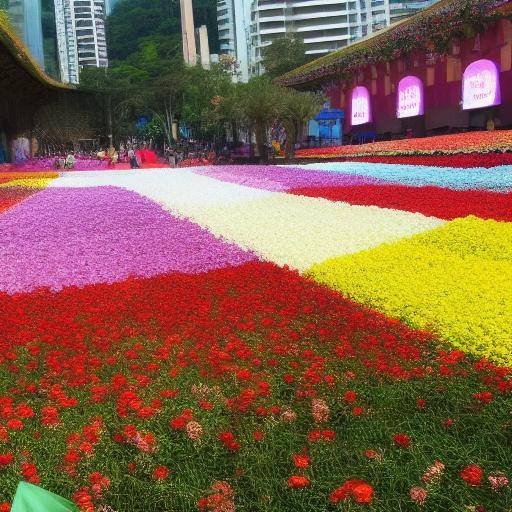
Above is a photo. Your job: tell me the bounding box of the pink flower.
[410,486,428,506]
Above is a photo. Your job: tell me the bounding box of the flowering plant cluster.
[0,262,510,511]
[296,130,512,158]
[0,163,510,510]
[309,216,512,364]
[337,153,512,168]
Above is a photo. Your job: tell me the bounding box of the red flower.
[460,465,483,486]
[6,419,23,431]
[330,479,374,504]
[393,433,411,448]
[21,462,39,484]
[287,475,310,488]
[0,453,13,467]
[219,431,240,451]
[153,465,170,480]
[416,399,426,409]
[343,390,357,403]
[0,503,10,512]
[473,391,493,405]
[253,431,264,442]
[293,454,310,468]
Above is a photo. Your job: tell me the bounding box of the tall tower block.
[180,0,197,65]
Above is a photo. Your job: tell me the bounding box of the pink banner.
[351,86,372,126]
[397,76,424,118]
[462,59,501,111]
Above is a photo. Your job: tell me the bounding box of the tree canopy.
[107,0,218,62]
[261,36,313,79]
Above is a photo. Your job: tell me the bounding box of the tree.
[236,77,283,158]
[279,89,324,157]
[149,60,186,146]
[181,64,235,142]
[261,37,312,79]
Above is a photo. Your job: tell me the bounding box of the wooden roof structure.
[0,10,70,96]
[0,11,86,142]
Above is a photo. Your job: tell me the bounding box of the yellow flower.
[307,217,512,365]
[0,178,54,188]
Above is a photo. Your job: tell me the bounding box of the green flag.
[11,482,78,512]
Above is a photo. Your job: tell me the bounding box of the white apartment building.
[55,0,109,84]
[390,1,438,22]
[217,0,252,82]
[247,0,438,76]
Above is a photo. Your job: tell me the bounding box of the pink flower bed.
[194,165,380,191]
[0,186,256,294]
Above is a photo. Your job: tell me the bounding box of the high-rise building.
[181,0,197,65]
[390,1,438,22]
[41,0,60,79]
[54,0,109,84]
[217,0,251,82]
[8,0,45,68]
[105,0,119,15]
[247,0,438,77]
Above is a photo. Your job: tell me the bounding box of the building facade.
[390,1,438,23]
[217,0,251,81]
[244,0,436,77]
[7,0,45,68]
[54,0,108,84]
[181,0,197,65]
[279,1,512,137]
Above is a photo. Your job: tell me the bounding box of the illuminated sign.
[351,86,372,125]
[462,59,501,111]
[397,76,424,118]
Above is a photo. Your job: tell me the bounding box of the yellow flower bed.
[0,172,59,180]
[0,178,55,188]
[308,216,512,365]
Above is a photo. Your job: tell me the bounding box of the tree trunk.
[255,122,267,162]
[106,94,113,148]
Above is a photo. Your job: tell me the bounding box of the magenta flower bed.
[0,186,256,294]
[9,157,109,172]
[194,165,381,191]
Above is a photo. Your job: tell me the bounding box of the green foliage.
[107,0,218,62]
[261,37,312,79]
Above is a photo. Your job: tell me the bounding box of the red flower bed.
[0,187,39,214]
[335,153,512,168]
[295,130,512,158]
[290,184,512,221]
[0,262,510,510]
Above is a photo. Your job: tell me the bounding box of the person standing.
[128,147,139,169]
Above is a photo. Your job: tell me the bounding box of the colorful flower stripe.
[308,217,512,365]
[2,262,509,509]
[51,170,443,272]
[166,193,444,271]
[0,171,59,180]
[295,130,512,158]
[0,186,256,294]
[338,153,512,168]
[194,165,381,191]
[50,169,273,208]
[0,187,40,214]
[290,184,512,221]
[295,162,512,191]
[0,178,55,188]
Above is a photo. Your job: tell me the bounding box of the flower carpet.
[295,130,512,158]
[0,161,511,511]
